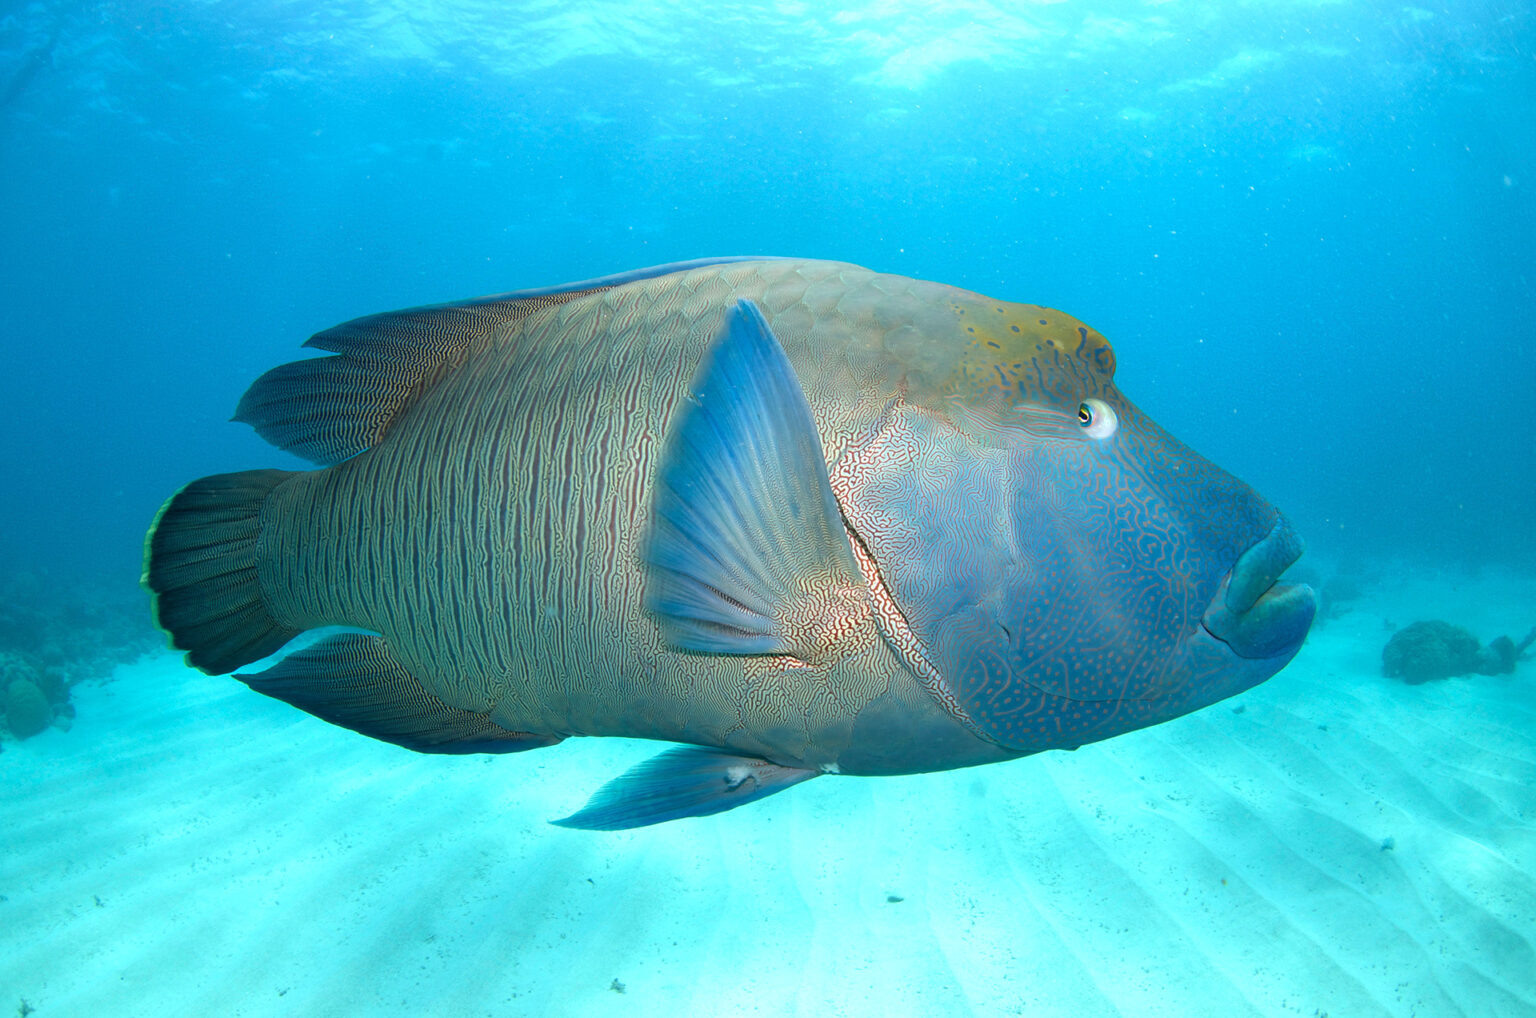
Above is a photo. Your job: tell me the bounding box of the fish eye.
[1077,398,1118,440]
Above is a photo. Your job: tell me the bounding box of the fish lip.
[1225,517,1305,616]
[1200,520,1317,661]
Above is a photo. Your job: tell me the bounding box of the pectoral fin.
[643,299,866,659]
[551,746,819,830]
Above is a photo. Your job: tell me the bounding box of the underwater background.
[1,2,1533,1016]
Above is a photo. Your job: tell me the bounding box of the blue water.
[2,2,1532,584]
[2,5,1535,1015]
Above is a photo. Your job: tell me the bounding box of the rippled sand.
[5,569,1533,1017]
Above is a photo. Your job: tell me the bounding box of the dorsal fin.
[233,289,595,464]
[234,256,780,465]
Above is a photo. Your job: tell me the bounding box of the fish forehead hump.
[531,258,1118,430]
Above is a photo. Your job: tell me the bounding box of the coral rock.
[1382,620,1484,684]
[5,679,52,739]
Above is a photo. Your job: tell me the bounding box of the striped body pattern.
[145,258,1315,828]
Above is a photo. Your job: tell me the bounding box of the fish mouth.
[1201,519,1317,661]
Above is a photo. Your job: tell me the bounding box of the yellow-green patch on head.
[943,297,1118,410]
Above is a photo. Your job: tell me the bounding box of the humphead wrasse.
[144,257,1316,829]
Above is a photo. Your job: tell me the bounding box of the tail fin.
[143,469,302,674]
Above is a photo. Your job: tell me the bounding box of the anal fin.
[552,746,818,830]
[237,632,559,755]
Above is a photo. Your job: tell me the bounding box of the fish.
[143,257,1316,830]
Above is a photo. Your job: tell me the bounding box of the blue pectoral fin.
[551,746,819,831]
[643,299,862,656]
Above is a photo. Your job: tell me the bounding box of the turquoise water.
[0,3,1532,1016]
[2,0,1532,582]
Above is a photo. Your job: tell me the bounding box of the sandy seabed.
[4,567,1534,1018]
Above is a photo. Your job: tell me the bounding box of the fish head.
[837,296,1316,751]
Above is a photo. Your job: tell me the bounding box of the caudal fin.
[143,469,302,674]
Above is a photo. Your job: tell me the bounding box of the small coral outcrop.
[0,571,161,740]
[1383,621,1534,684]
[4,677,52,738]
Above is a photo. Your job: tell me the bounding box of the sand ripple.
[3,602,1533,1017]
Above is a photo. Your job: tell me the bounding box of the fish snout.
[1200,519,1317,661]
